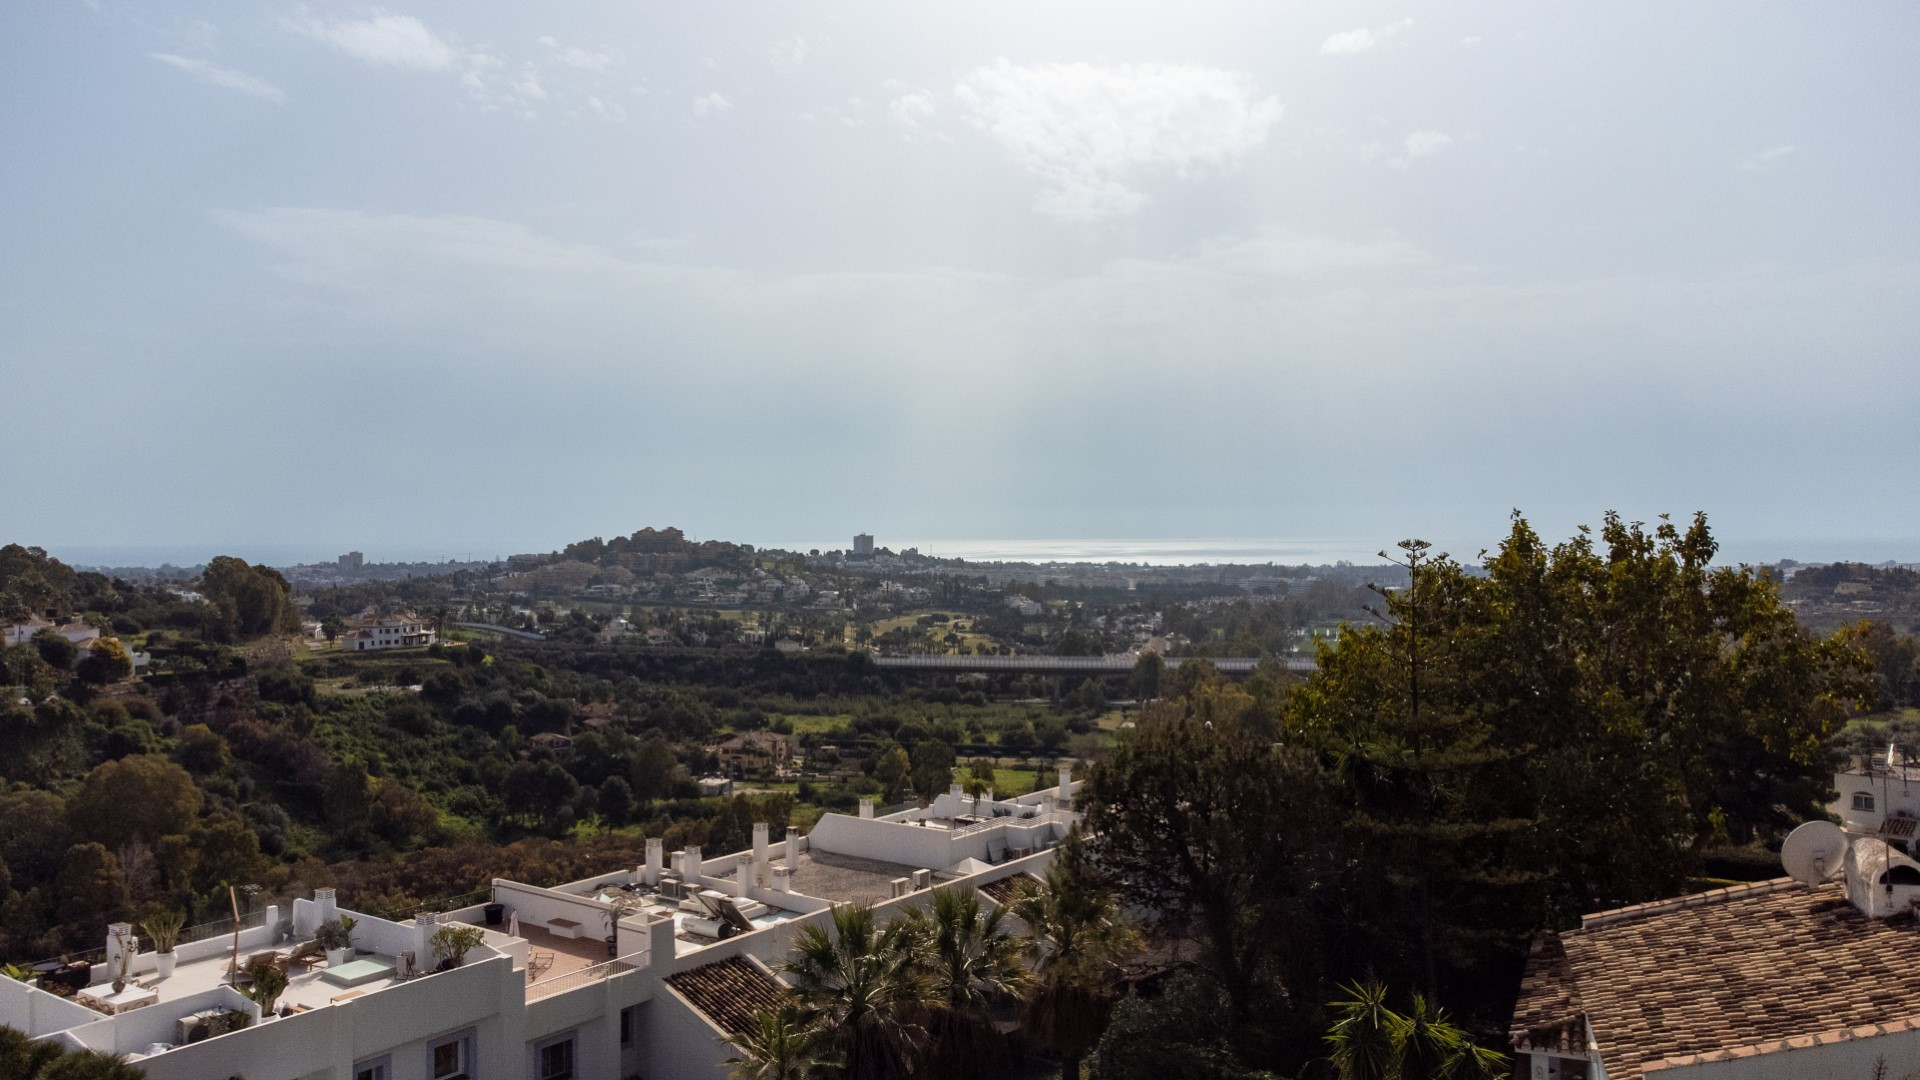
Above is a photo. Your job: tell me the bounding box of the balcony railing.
[526,956,640,1002]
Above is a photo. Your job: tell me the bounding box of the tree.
[32,629,77,671]
[874,746,911,804]
[1323,981,1506,1080]
[726,1005,839,1080]
[1088,973,1279,1080]
[199,556,300,639]
[903,886,1033,1080]
[909,740,956,804]
[56,842,128,929]
[1011,830,1142,1080]
[0,1024,146,1079]
[782,903,933,1080]
[69,754,203,849]
[1128,652,1164,701]
[1080,697,1340,1026]
[75,637,132,685]
[598,775,634,828]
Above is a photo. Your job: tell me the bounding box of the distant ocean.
[42,536,1920,572]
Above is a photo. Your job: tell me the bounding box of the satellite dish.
[1781,821,1848,885]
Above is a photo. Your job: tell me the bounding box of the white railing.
[525,956,640,1002]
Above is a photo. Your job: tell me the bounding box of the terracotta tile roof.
[979,875,1041,907]
[666,955,790,1036]
[1510,878,1920,1078]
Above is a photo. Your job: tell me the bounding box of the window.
[1855,792,1877,812]
[354,1057,391,1080]
[430,1031,473,1080]
[620,1006,635,1047]
[537,1035,575,1080]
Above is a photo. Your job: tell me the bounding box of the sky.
[3,2,1918,567]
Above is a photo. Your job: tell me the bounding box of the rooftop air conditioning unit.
[1009,846,1032,861]
[890,878,911,898]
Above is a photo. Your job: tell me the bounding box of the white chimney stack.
[734,853,755,898]
[685,846,703,883]
[1058,762,1072,796]
[771,866,792,893]
[786,833,801,867]
[314,887,339,923]
[753,823,770,864]
[644,839,664,886]
[859,798,874,819]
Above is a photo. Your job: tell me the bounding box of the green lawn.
[778,714,854,736]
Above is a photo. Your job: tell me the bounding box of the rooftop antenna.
[1781,820,1847,885]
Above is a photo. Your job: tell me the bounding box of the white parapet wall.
[0,975,104,1038]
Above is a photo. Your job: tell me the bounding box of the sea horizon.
[35,535,1920,573]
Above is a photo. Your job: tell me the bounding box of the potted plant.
[315,915,357,967]
[429,925,486,971]
[143,910,186,979]
[238,960,288,1018]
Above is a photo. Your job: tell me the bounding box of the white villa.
[340,609,436,652]
[1,769,1082,1080]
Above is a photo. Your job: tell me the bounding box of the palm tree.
[725,1005,839,1080]
[1326,981,1398,1080]
[782,903,934,1080]
[1325,980,1509,1080]
[1009,832,1142,1080]
[0,1026,145,1079]
[904,886,1034,1080]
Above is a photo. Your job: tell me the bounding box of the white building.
[1831,746,1920,848]
[341,609,436,652]
[2,773,1083,1080]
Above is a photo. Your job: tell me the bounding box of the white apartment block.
[2,769,1083,1080]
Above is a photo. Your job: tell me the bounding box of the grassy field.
[777,713,854,736]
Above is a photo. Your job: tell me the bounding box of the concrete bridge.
[869,653,1315,676]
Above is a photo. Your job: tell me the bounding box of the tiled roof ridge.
[1640,1013,1920,1075]
[1578,876,1802,931]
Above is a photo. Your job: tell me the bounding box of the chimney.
[911,869,932,890]
[648,910,676,963]
[685,846,702,883]
[859,798,874,819]
[1057,762,1072,799]
[950,783,964,800]
[771,866,792,893]
[105,923,136,972]
[644,839,664,886]
[734,854,754,897]
[984,787,994,805]
[786,833,800,866]
[314,887,339,923]
[890,877,910,898]
[753,823,770,864]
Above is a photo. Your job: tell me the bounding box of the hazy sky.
[4,3,1917,565]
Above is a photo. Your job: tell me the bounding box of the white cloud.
[953,59,1283,222]
[511,64,546,102]
[1461,35,1483,47]
[149,53,284,104]
[1737,144,1799,173]
[768,35,810,70]
[887,89,937,129]
[1321,18,1413,56]
[540,36,620,71]
[693,92,733,117]
[289,13,458,71]
[1390,129,1453,169]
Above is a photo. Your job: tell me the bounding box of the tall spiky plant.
[903,886,1034,1080]
[1325,981,1397,1080]
[1009,831,1142,1080]
[725,1005,838,1080]
[781,903,933,1080]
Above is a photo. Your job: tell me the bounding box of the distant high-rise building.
[852,533,875,557]
[338,551,364,570]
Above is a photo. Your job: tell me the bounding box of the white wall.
[0,975,102,1037]
[494,879,619,941]
[806,812,1068,871]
